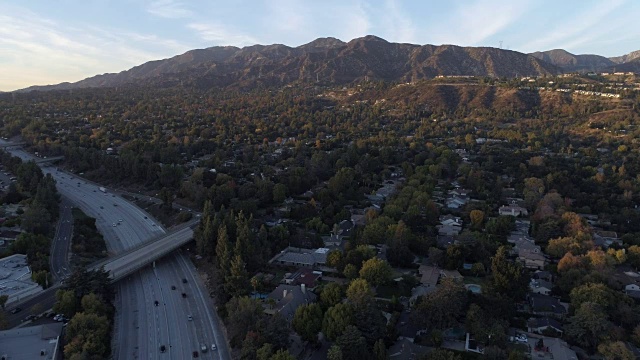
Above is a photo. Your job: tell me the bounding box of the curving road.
[3,145,230,360]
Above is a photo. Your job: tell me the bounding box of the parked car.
[10,307,22,314]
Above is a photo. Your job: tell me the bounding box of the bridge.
[34,156,64,164]
[89,220,198,281]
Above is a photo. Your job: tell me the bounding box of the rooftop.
[0,322,63,360]
[0,254,42,303]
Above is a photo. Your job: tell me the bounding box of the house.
[0,230,21,248]
[529,293,567,318]
[593,230,622,248]
[519,248,546,270]
[440,269,463,282]
[530,279,553,296]
[419,265,440,288]
[337,220,354,237]
[446,196,468,209]
[322,233,344,248]
[440,214,463,227]
[544,338,578,360]
[283,268,321,290]
[625,284,640,299]
[528,317,564,334]
[437,224,462,236]
[532,270,553,283]
[437,235,455,248]
[499,205,528,217]
[264,284,317,321]
[268,247,329,269]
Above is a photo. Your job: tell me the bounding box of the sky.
[1,0,639,91]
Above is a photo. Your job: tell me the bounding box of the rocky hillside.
[529,49,614,72]
[20,36,559,92]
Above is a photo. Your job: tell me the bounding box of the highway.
[50,197,74,282]
[2,144,230,360]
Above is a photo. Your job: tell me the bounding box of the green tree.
[216,225,231,275]
[0,295,7,310]
[80,293,108,317]
[327,345,343,360]
[256,343,274,360]
[63,312,111,359]
[320,282,343,309]
[373,338,387,360]
[336,325,367,360]
[359,257,392,286]
[343,264,358,280]
[21,203,52,235]
[225,254,249,297]
[415,278,467,330]
[421,349,462,360]
[346,278,374,307]
[565,302,612,351]
[273,183,287,203]
[270,349,295,360]
[225,296,264,347]
[292,303,323,343]
[569,283,617,312]
[53,289,78,318]
[597,341,634,360]
[490,246,528,300]
[322,303,355,341]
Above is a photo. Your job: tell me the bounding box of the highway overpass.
[90,220,198,281]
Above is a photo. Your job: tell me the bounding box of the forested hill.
[19,35,559,92]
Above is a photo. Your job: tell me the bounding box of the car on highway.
[154,300,159,307]
[182,278,188,283]
[211,344,217,351]
[192,351,199,358]
[118,219,123,222]
[112,223,116,227]
[10,307,22,314]
[187,315,193,321]
[100,206,104,209]
[160,345,166,353]
[200,344,207,353]
[24,314,36,322]
[171,285,176,290]
[182,293,187,298]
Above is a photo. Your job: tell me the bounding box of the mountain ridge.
[19,36,560,92]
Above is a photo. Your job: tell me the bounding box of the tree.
[80,293,108,317]
[326,250,343,269]
[327,345,343,360]
[490,246,528,300]
[64,312,111,359]
[470,210,485,229]
[216,225,231,275]
[258,312,289,350]
[415,278,467,330]
[421,348,462,360]
[225,254,249,297]
[21,203,52,235]
[320,283,343,309]
[597,341,634,360]
[273,184,287,204]
[359,257,392,286]
[322,303,355,341]
[336,325,368,360]
[292,303,323,343]
[346,278,374,307]
[0,295,7,310]
[257,343,274,360]
[373,339,387,360]
[343,264,359,280]
[225,296,264,347]
[53,289,78,318]
[569,283,617,312]
[270,349,295,360]
[565,302,612,351]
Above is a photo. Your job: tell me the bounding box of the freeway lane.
[50,197,73,282]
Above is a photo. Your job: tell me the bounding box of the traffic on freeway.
[3,145,230,360]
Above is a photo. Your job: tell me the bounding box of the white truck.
[99,187,106,193]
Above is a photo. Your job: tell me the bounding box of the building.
[530,279,553,296]
[499,205,528,217]
[0,323,63,359]
[264,284,317,322]
[418,265,440,288]
[527,317,564,335]
[268,247,329,269]
[282,268,321,290]
[625,284,640,299]
[593,230,622,248]
[437,224,462,236]
[528,293,568,318]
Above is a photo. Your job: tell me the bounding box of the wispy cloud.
[0,4,188,90]
[382,0,416,43]
[519,0,627,52]
[146,0,192,19]
[188,23,258,46]
[428,0,532,46]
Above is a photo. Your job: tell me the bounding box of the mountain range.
[18,36,640,92]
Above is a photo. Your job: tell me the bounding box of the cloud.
[188,23,258,46]
[146,0,192,19]
[0,5,189,90]
[519,0,627,52]
[427,0,532,46]
[382,0,416,43]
